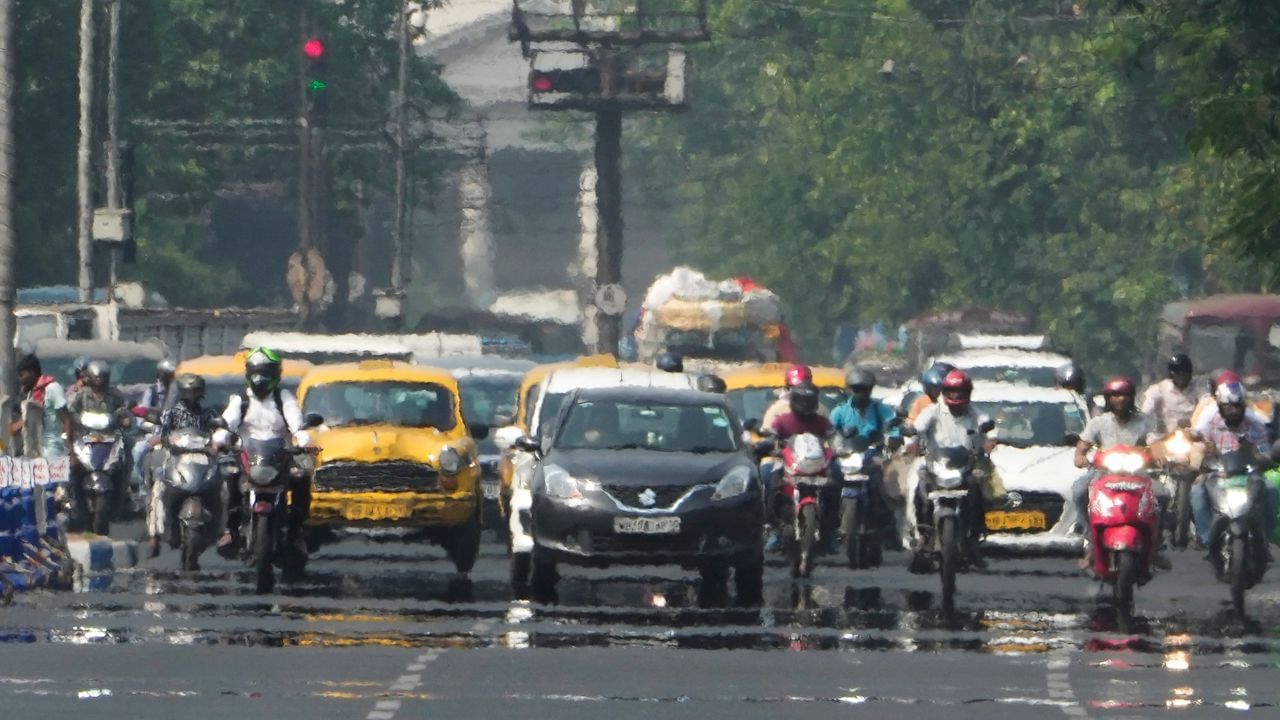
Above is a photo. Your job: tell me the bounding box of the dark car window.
[964,366,1059,387]
[458,375,520,454]
[303,381,455,430]
[727,386,842,422]
[974,400,1084,448]
[555,399,738,453]
[535,391,569,436]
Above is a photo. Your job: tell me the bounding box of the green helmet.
[245,347,283,396]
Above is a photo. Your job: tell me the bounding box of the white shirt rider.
[215,389,311,447]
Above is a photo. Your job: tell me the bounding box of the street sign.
[92,208,132,243]
[594,283,627,316]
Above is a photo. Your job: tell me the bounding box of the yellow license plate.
[986,510,1046,531]
[343,502,412,522]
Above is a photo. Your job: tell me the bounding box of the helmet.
[85,359,110,384]
[156,359,177,378]
[245,347,283,396]
[696,374,726,393]
[1101,376,1136,397]
[921,362,956,392]
[789,382,819,415]
[1215,381,1245,406]
[784,364,813,388]
[1215,370,1241,388]
[72,355,90,379]
[655,351,684,373]
[175,373,206,402]
[1055,363,1085,392]
[1168,353,1193,375]
[846,369,876,391]
[941,369,972,408]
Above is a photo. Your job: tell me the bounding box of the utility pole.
[75,0,95,302]
[104,0,122,299]
[389,0,411,296]
[0,0,17,395]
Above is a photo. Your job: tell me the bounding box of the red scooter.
[1088,445,1159,632]
[777,433,834,578]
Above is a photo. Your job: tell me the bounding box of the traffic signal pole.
[593,107,623,355]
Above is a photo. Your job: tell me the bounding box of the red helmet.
[941,369,972,408]
[1101,376,1135,397]
[784,364,813,388]
[1215,370,1241,387]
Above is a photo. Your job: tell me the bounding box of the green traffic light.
[309,79,327,92]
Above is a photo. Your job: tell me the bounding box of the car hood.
[314,424,460,465]
[990,444,1077,494]
[546,449,748,486]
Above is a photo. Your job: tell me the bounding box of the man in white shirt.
[1139,353,1198,435]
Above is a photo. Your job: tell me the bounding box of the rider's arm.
[281,390,310,446]
[213,396,243,447]
[1073,439,1093,468]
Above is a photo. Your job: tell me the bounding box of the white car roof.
[953,334,1050,351]
[532,368,698,434]
[970,382,1085,407]
[936,349,1071,369]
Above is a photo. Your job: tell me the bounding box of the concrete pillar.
[459,162,496,308]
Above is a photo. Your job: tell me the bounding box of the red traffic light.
[531,71,554,93]
[303,38,325,60]
[529,67,600,94]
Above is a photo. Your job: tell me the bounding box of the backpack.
[238,387,285,417]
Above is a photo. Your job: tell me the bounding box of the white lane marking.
[1046,644,1088,717]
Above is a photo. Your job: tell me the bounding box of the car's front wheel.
[734,556,765,607]
[530,551,558,605]
[443,501,482,574]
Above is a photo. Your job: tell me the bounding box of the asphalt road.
[3,524,1279,720]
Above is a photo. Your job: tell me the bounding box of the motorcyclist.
[133,359,178,508]
[1190,369,1269,429]
[768,381,837,551]
[1140,353,1198,435]
[63,360,132,519]
[9,353,70,459]
[761,364,827,429]
[1071,377,1164,571]
[905,362,956,425]
[146,374,220,558]
[214,347,313,558]
[66,355,91,404]
[830,369,900,549]
[912,370,995,568]
[1190,381,1279,548]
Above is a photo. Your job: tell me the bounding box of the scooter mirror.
[1064,432,1080,447]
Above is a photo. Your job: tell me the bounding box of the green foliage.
[630,0,1270,376]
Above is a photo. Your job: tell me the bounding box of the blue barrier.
[0,479,71,594]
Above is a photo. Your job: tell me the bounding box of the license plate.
[481,480,499,500]
[343,502,412,522]
[613,516,681,534]
[986,510,1046,531]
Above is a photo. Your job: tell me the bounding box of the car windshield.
[726,386,844,424]
[458,375,520,453]
[973,400,1085,448]
[303,381,456,430]
[963,366,1058,387]
[555,399,739,453]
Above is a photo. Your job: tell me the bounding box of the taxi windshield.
[303,381,456,430]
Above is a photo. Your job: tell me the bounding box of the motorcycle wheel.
[530,550,558,605]
[798,503,819,578]
[734,557,765,607]
[1172,480,1192,550]
[253,514,275,595]
[444,501,482,575]
[841,497,862,570]
[1114,551,1137,633]
[180,524,197,572]
[778,502,801,578]
[939,516,959,613]
[1230,536,1248,618]
[697,564,730,608]
[90,494,110,536]
[510,552,532,600]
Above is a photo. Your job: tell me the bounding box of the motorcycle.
[1151,427,1204,549]
[157,427,226,572]
[913,445,979,613]
[776,433,834,578]
[1087,445,1160,633]
[835,431,892,570]
[1202,450,1270,618]
[72,411,128,536]
[225,421,320,594]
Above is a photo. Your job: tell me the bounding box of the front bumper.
[531,490,763,568]
[308,490,476,528]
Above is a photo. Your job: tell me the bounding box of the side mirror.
[1064,432,1080,447]
[979,419,996,434]
[492,425,522,452]
[513,435,541,454]
[467,422,490,441]
[303,412,325,429]
[743,418,761,432]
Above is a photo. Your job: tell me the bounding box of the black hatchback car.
[526,386,764,605]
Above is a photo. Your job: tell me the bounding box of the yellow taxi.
[297,360,486,573]
[721,363,847,432]
[173,351,314,412]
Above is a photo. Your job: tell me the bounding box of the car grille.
[313,461,439,493]
[998,491,1065,533]
[602,483,705,510]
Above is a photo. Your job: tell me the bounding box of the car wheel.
[734,557,765,607]
[697,564,730,608]
[530,551,558,605]
[510,551,532,600]
[445,501,482,575]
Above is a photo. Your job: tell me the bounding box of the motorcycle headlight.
[1165,433,1192,459]
[543,464,581,500]
[1102,451,1146,474]
[438,447,462,476]
[1222,486,1252,519]
[711,466,752,501]
[249,465,279,485]
[930,460,964,489]
[841,453,865,472]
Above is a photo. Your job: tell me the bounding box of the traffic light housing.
[303,37,327,114]
[529,67,601,95]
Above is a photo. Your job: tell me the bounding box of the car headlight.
[438,447,462,475]
[543,464,581,500]
[711,466,752,501]
[1222,486,1252,519]
[1102,451,1146,474]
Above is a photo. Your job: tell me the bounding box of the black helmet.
[655,351,684,373]
[846,369,876,391]
[72,355,90,380]
[1055,363,1085,393]
[245,347,283,396]
[175,373,206,402]
[789,382,819,415]
[1168,353,1193,375]
[85,359,110,383]
[696,374,726,393]
[921,362,955,392]
[156,359,177,379]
